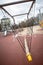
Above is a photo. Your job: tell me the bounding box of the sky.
[0,0,43,24]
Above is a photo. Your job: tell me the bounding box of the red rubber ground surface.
[0,33,43,65]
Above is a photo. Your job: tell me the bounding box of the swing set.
[1,0,42,62]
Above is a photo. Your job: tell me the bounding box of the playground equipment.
[24,38,32,62]
[39,20,43,27]
[0,0,35,62]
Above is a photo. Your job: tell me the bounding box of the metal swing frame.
[0,0,35,23]
[0,0,36,53]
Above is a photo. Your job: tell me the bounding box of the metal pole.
[0,0,34,7]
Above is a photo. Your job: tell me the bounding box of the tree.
[18,21,26,28]
[1,18,11,31]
